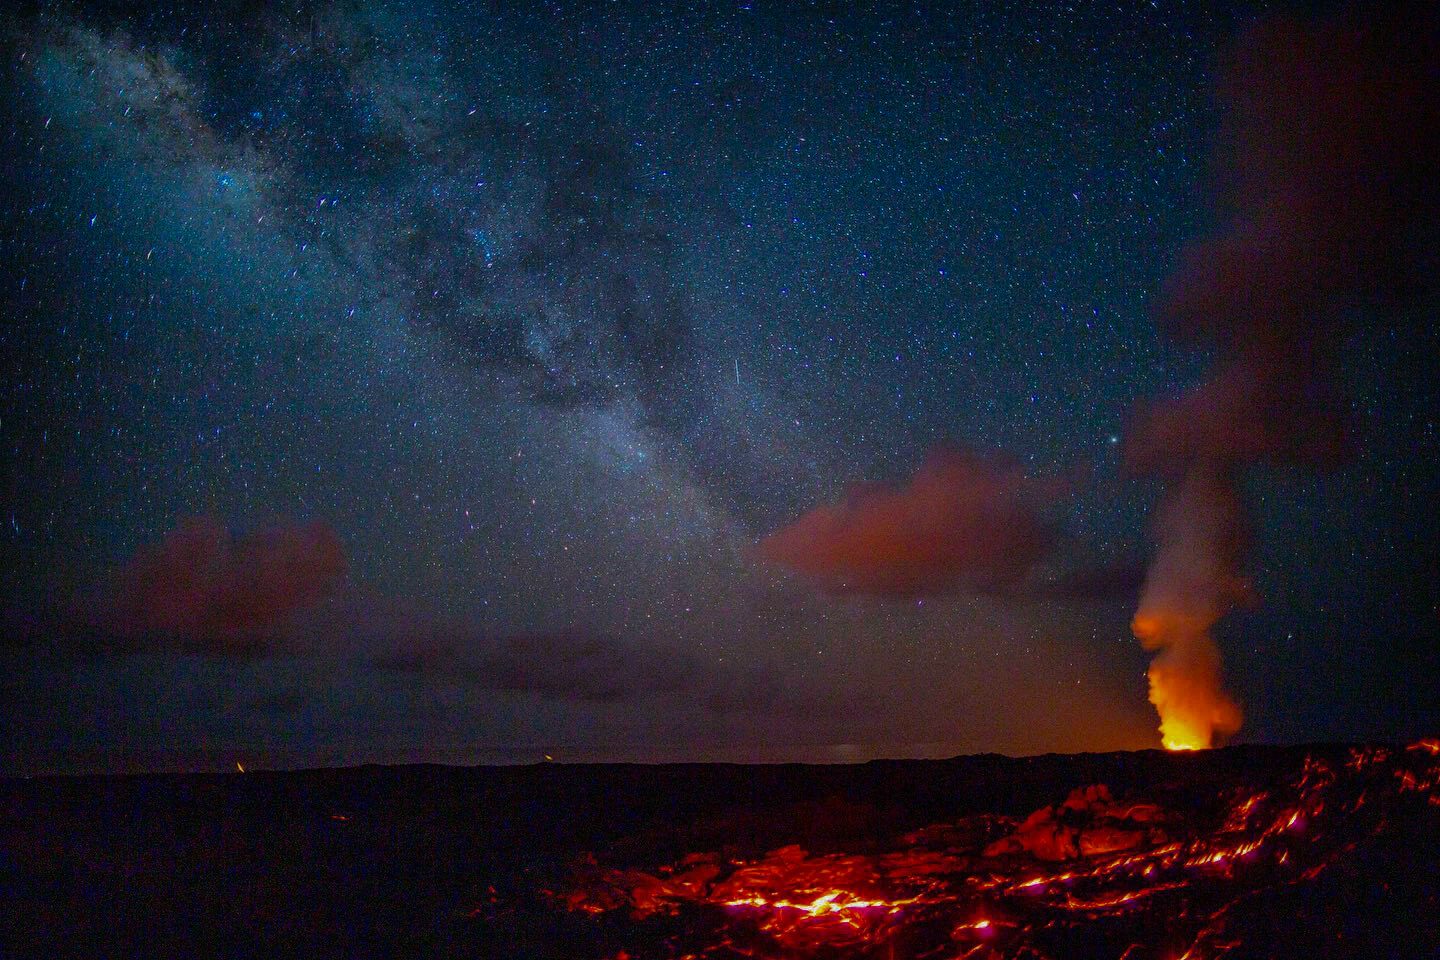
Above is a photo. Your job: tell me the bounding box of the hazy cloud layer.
[370,629,691,704]
[45,517,833,716]
[366,622,835,717]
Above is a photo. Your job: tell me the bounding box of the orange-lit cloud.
[757,449,1060,597]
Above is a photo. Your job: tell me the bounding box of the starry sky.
[2,0,1436,774]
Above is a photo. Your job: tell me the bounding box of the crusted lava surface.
[4,743,1439,959]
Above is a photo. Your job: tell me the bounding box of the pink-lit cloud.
[757,449,1062,597]
[79,516,347,653]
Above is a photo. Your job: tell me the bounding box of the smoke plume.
[1130,468,1246,749]
[1130,6,1439,748]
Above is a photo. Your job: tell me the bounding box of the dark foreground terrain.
[4,742,1439,959]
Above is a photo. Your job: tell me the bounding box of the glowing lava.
[553,741,1440,960]
[1129,468,1247,752]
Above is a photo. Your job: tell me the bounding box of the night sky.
[2,1,1436,773]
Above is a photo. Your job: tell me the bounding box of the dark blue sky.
[2,0,1436,772]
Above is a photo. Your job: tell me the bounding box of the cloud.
[74,516,347,654]
[23,515,831,716]
[757,449,1063,597]
[363,617,845,717]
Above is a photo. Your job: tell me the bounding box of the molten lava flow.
[550,741,1440,960]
